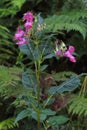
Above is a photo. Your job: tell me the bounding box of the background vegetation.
[0,0,87,130]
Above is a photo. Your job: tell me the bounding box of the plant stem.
[35,59,41,130]
[37,110,40,130]
[36,60,41,105]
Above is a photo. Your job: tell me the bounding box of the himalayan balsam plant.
[14,12,79,130]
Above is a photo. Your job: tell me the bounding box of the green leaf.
[22,70,37,90]
[31,111,47,122]
[43,53,55,59]
[40,65,48,71]
[47,115,69,126]
[37,13,44,25]
[31,109,56,122]
[41,109,56,116]
[20,43,41,61]
[19,43,34,60]
[15,109,31,123]
[48,76,80,94]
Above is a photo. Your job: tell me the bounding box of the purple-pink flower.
[68,46,75,53]
[14,12,34,46]
[24,21,33,31]
[14,26,27,46]
[14,26,25,40]
[23,12,34,32]
[16,38,27,45]
[23,12,34,22]
[56,45,76,63]
[64,46,76,62]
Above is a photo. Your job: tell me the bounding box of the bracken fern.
[0,118,18,130]
[45,10,87,39]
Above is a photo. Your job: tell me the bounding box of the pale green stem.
[35,60,41,130]
[35,46,41,130]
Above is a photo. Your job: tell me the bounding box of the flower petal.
[68,46,75,54]
[16,38,27,46]
[24,21,32,31]
[64,51,76,63]
[23,12,34,22]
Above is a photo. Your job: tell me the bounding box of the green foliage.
[0,0,26,17]
[45,10,87,39]
[68,95,87,116]
[12,12,87,130]
[68,76,87,117]
[0,66,31,98]
[0,66,21,87]
[0,0,26,65]
[52,71,77,82]
[48,75,81,94]
[15,108,56,123]
[0,118,18,130]
[47,115,69,126]
[0,1,87,130]
[15,108,31,123]
[62,0,87,11]
[11,0,26,9]
[22,70,37,90]
[31,109,55,123]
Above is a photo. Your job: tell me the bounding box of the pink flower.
[14,12,34,46]
[68,46,75,53]
[55,45,76,63]
[16,38,27,46]
[14,26,25,40]
[14,26,27,46]
[23,12,34,22]
[64,46,76,62]
[24,21,32,31]
[64,50,76,62]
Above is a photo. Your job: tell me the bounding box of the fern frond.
[0,0,26,17]
[0,118,18,130]
[62,0,87,11]
[52,71,76,82]
[0,66,33,99]
[45,10,87,39]
[68,95,87,116]
[11,0,26,9]
[0,66,21,87]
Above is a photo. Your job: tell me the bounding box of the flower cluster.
[14,12,34,46]
[56,45,76,63]
[14,11,76,63]
[23,12,34,31]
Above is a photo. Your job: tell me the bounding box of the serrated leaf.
[48,76,80,94]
